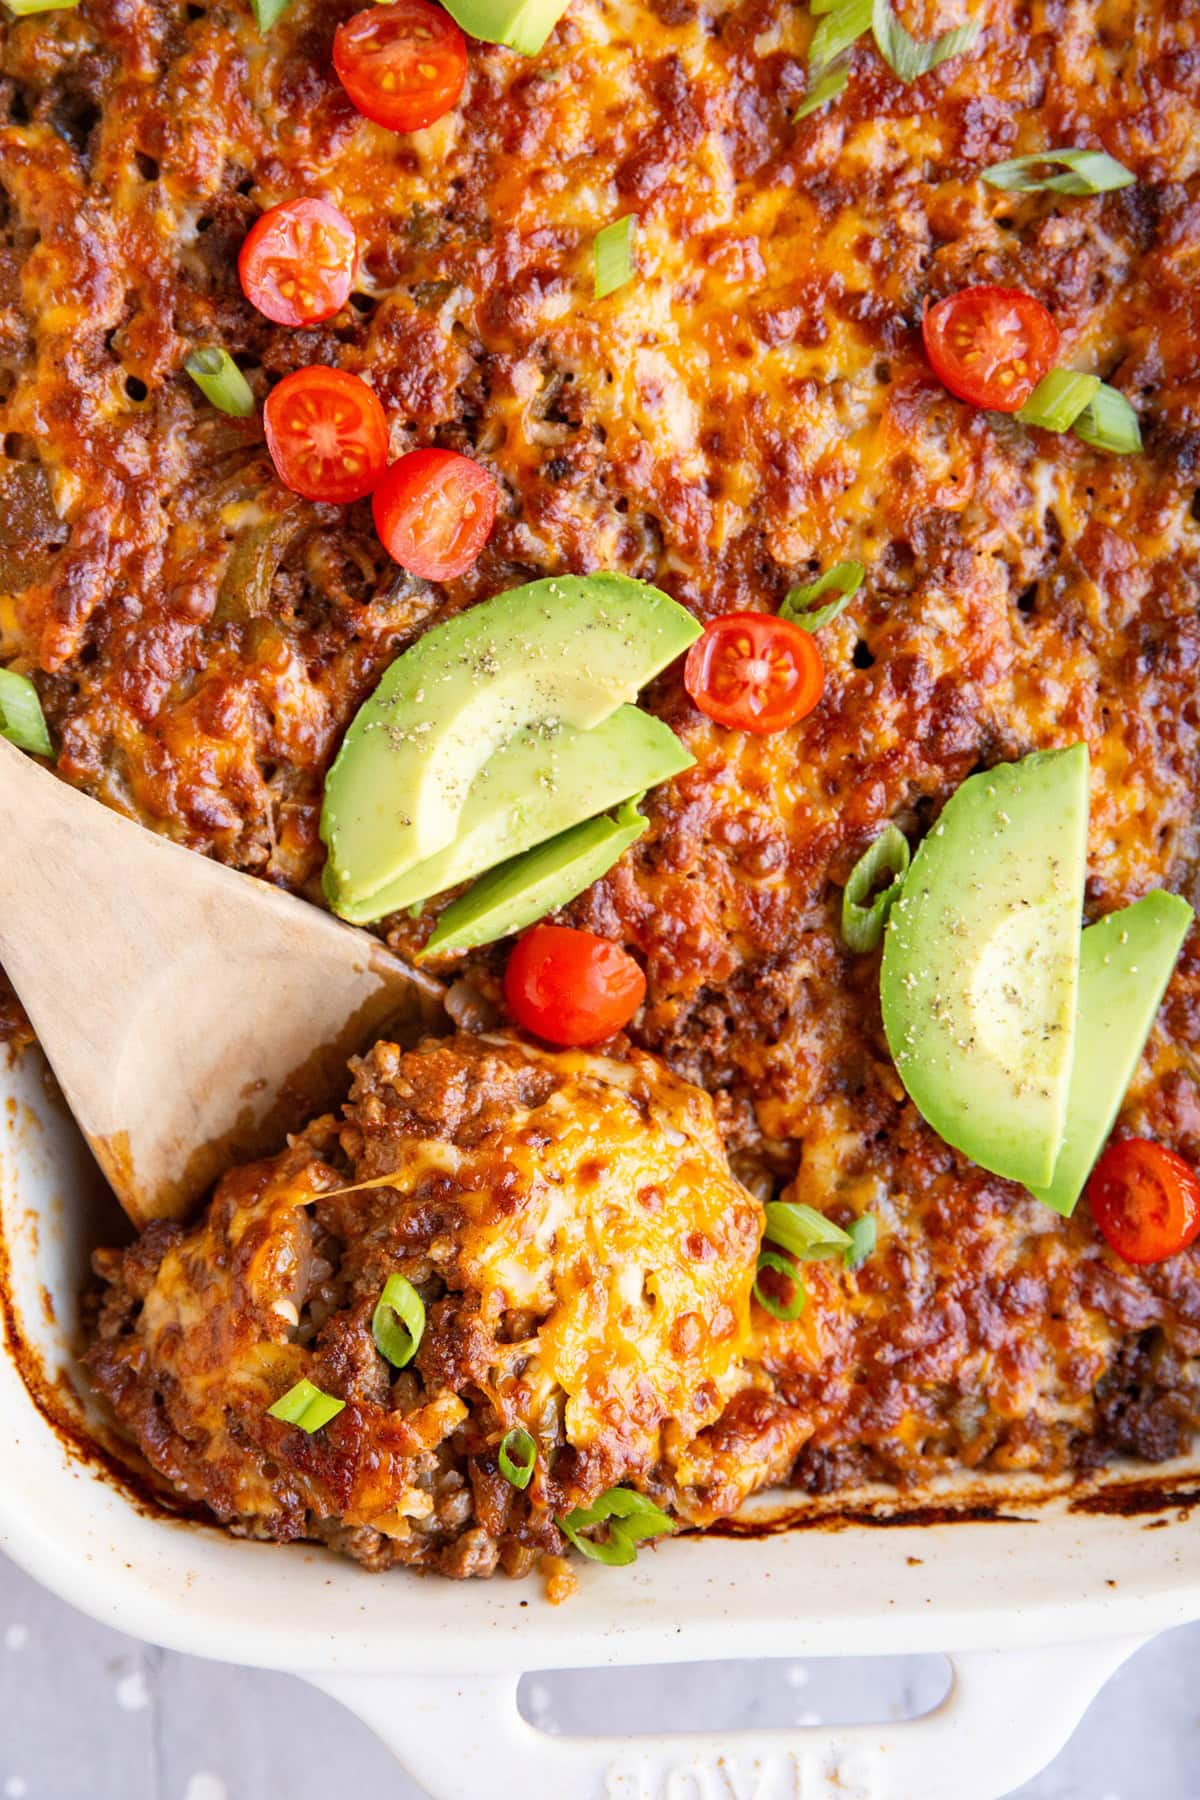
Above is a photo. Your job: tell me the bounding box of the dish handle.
[311,1634,1143,1800]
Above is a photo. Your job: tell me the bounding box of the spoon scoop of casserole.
[0,735,443,1226]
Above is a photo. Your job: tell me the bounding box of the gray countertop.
[0,1547,1193,1799]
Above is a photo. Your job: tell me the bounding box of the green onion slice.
[870,0,978,80]
[809,0,871,71]
[781,559,866,631]
[250,0,291,28]
[794,62,849,119]
[267,1377,345,1433]
[499,1426,537,1490]
[1014,368,1100,433]
[371,1273,426,1369]
[2,0,80,15]
[185,347,256,418]
[1072,383,1142,455]
[559,1487,675,1567]
[753,1250,806,1321]
[0,669,52,757]
[843,1214,877,1270]
[593,215,635,300]
[981,148,1134,196]
[841,823,910,953]
[763,1199,853,1262]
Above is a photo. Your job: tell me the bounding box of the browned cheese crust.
[6,0,1200,1556]
[88,1034,769,1573]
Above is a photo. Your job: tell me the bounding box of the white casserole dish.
[2,1041,1196,1800]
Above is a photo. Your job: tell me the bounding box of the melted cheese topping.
[15,0,1200,1525]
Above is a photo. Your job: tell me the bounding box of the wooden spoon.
[0,736,444,1227]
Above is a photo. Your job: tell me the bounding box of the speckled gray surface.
[0,1548,1194,1799]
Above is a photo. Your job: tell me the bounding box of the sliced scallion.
[0,669,52,757]
[593,215,635,300]
[371,1273,425,1369]
[794,62,849,119]
[782,559,866,631]
[2,0,79,15]
[981,148,1134,196]
[763,1199,853,1262]
[267,1377,345,1433]
[1014,368,1100,433]
[841,823,910,953]
[843,1214,877,1270]
[251,0,291,29]
[809,0,871,71]
[1072,384,1142,455]
[870,0,978,80]
[185,347,255,418]
[559,1486,675,1567]
[499,1427,537,1490]
[753,1249,806,1321]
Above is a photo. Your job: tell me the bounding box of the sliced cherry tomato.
[238,199,358,328]
[684,612,825,735]
[334,0,468,135]
[922,285,1060,412]
[504,925,646,1047]
[1087,1138,1200,1266]
[372,448,498,581]
[263,367,389,504]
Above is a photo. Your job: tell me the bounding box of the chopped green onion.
[763,1199,853,1262]
[2,0,79,15]
[1014,369,1101,433]
[794,62,849,119]
[267,1377,345,1433]
[559,1486,675,1567]
[499,1426,537,1490]
[870,0,978,80]
[250,0,290,28]
[0,669,52,757]
[1072,383,1142,455]
[753,1250,806,1321]
[185,347,255,418]
[593,216,635,300]
[981,148,1134,196]
[841,823,910,953]
[809,0,871,70]
[371,1273,425,1369]
[781,559,866,631]
[843,1214,877,1270]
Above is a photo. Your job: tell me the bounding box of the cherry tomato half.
[684,612,825,735]
[504,925,646,1047]
[238,198,358,328]
[263,366,389,504]
[372,447,498,581]
[1087,1138,1200,1266]
[922,285,1060,412]
[334,0,468,136]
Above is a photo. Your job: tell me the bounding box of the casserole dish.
[4,1040,1197,1800]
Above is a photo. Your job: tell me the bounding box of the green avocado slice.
[881,744,1090,1190]
[326,704,691,922]
[320,574,700,908]
[440,0,568,53]
[1029,890,1194,1216]
[422,799,647,957]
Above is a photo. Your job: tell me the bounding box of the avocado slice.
[321,574,699,908]
[422,799,647,957]
[1029,890,1194,1216]
[440,0,568,54]
[880,744,1090,1189]
[327,704,690,922]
